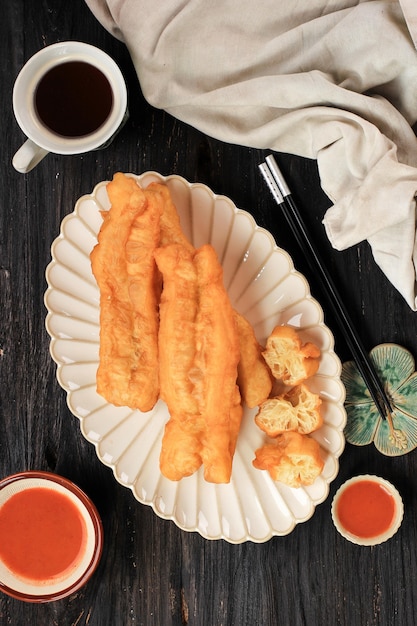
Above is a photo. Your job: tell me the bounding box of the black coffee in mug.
[35,61,114,137]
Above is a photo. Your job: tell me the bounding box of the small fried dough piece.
[255,384,323,436]
[155,243,203,480]
[194,244,241,484]
[253,431,324,487]
[262,325,321,386]
[235,312,273,408]
[90,173,161,411]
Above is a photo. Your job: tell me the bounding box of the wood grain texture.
[2,1,417,624]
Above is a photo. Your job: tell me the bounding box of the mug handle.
[12,139,49,173]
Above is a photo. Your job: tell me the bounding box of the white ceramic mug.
[12,41,128,173]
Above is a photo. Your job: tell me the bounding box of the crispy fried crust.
[194,245,241,484]
[262,325,321,386]
[156,243,241,483]
[235,312,273,408]
[147,182,194,253]
[90,173,161,412]
[155,244,203,480]
[255,384,323,437]
[253,431,324,487]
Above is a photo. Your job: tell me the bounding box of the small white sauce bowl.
[331,474,404,546]
[0,471,103,602]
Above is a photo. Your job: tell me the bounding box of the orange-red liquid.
[336,480,396,538]
[0,487,87,583]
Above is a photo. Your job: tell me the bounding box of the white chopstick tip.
[259,162,284,205]
[265,154,291,197]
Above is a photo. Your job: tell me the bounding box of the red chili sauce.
[336,479,396,539]
[0,487,87,583]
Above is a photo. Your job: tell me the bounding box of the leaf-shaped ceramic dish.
[44,172,346,543]
[342,343,417,456]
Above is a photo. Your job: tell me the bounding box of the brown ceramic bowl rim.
[0,470,103,602]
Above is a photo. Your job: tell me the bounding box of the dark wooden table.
[2,2,417,624]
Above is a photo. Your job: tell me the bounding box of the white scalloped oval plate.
[44,171,346,543]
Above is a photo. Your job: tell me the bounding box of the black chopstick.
[259,154,393,422]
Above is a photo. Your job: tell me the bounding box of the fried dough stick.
[155,244,204,480]
[235,312,273,408]
[194,244,241,483]
[147,182,194,253]
[149,182,268,414]
[90,173,161,411]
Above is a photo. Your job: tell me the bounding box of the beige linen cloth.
[85,0,417,309]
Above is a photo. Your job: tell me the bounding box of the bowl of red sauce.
[331,474,404,546]
[0,471,103,602]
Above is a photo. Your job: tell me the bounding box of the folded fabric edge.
[399,0,417,50]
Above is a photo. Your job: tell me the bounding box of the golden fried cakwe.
[235,312,273,408]
[154,243,203,480]
[253,431,324,488]
[262,325,321,386]
[147,182,194,253]
[193,244,242,484]
[255,383,323,437]
[156,243,241,483]
[90,173,161,412]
